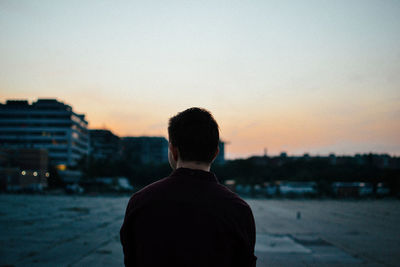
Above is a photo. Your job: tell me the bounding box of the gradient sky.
[1,0,399,158]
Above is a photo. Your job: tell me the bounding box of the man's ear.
[169,143,179,161]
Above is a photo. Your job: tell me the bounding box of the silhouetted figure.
[297,211,301,219]
[120,108,257,267]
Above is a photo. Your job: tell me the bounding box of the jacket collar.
[169,167,219,183]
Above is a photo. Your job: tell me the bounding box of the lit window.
[56,164,67,171]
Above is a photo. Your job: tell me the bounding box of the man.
[120,107,257,267]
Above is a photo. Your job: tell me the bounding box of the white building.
[0,99,89,167]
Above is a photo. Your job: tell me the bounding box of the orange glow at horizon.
[1,89,399,159]
[83,99,400,159]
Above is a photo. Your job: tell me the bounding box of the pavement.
[0,194,399,266]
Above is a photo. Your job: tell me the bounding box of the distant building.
[89,129,120,160]
[0,148,48,191]
[0,99,89,167]
[215,141,225,164]
[329,153,337,165]
[122,136,168,164]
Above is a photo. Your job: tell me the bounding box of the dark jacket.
[120,167,257,267]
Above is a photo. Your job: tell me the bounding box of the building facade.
[122,136,168,164]
[0,99,89,167]
[0,148,49,191]
[89,129,121,160]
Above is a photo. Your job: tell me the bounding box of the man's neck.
[176,160,211,172]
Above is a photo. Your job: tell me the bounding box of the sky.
[0,0,399,159]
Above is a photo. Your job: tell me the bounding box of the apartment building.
[0,99,89,167]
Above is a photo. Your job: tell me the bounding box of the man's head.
[168,107,219,170]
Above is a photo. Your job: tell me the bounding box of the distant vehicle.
[331,182,373,197]
[235,184,252,196]
[376,183,390,196]
[262,182,278,197]
[93,177,133,192]
[6,183,44,193]
[278,181,318,197]
[65,183,84,194]
[116,177,134,191]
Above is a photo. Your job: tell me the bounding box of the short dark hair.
[168,107,219,163]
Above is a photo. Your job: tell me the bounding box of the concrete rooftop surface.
[0,194,399,267]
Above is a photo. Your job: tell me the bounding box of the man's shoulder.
[214,182,252,211]
[128,176,171,203]
[126,171,252,217]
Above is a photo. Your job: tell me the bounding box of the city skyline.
[1,1,399,159]
[1,97,398,159]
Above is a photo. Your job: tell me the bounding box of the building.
[214,141,225,164]
[0,99,89,167]
[0,148,48,191]
[122,136,168,164]
[89,129,120,160]
[121,137,224,165]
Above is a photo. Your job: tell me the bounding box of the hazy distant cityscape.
[0,98,399,198]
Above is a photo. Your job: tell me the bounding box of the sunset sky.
[1,0,399,158]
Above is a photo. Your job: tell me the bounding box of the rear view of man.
[120,107,257,267]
